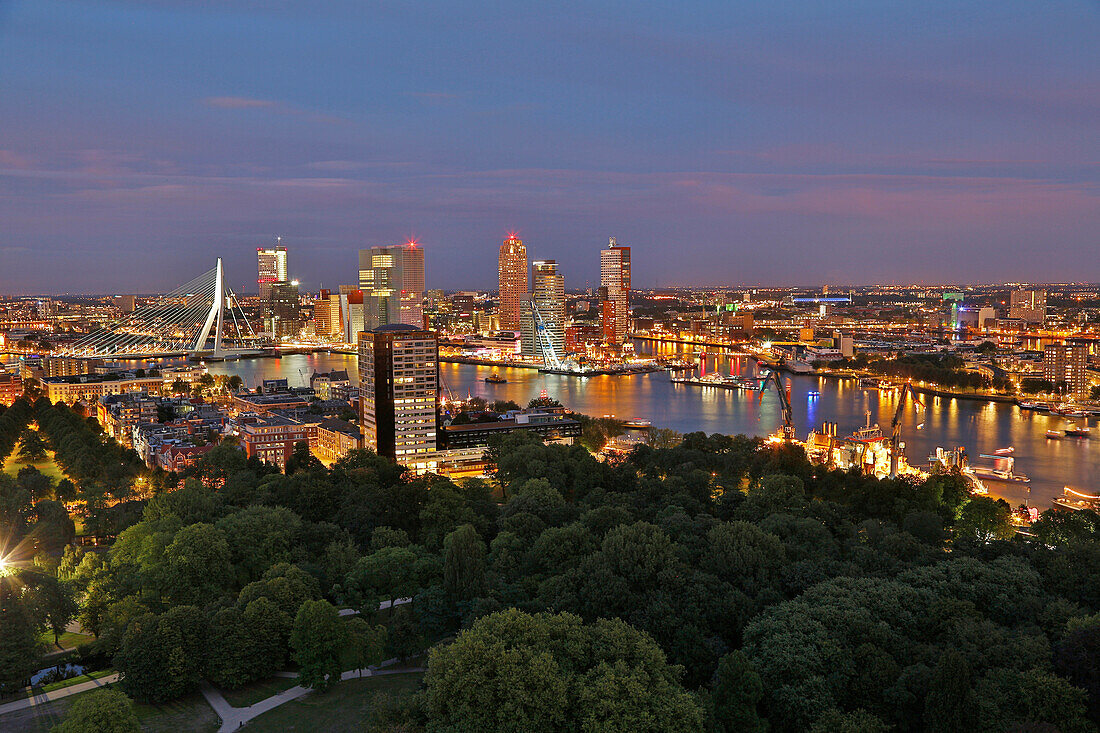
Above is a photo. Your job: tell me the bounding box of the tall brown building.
[358,325,438,462]
[498,235,528,331]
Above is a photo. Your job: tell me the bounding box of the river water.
[205,344,1099,508]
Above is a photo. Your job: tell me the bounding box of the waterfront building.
[339,290,365,343]
[358,324,438,463]
[313,289,332,336]
[1043,340,1089,394]
[358,243,425,330]
[521,260,565,361]
[1009,288,1047,324]
[498,235,528,331]
[257,241,289,300]
[600,237,631,343]
[441,408,581,449]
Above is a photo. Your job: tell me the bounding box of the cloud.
[200,96,348,124]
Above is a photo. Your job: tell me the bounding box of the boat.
[859,377,881,390]
[970,466,1031,484]
[993,447,1015,456]
[622,418,652,429]
[1064,423,1091,438]
[484,373,507,384]
[807,390,821,398]
[1053,486,1100,511]
[1046,430,1064,439]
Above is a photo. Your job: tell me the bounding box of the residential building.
[1043,340,1089,394]
[97,392,158,445]
[498,235,528,330]
[600,237,631,343]
[310,370,351,401]
[257,242,289,300]
[315,418,362,464]
[43,372,164,403]
[0,371,22,406]
[155,443,216,472]
[238,413,309,470]
[358,324,438,463]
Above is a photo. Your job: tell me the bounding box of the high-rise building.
[358,242,425,330]
[599,237,631,343]
[339,290,364,343]
[358,324,438,462]
[1009,289,1046,324]
[498,235,528,331]
[521,260,565,361]
[265,281,301,338]
[313,289,332,337]
[1043,340,1089,394]
[257,241,289,300]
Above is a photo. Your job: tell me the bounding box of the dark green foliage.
[53,688,141,733]
[706,651,766,733]
[116,606,207,702]
[290,599,346,690]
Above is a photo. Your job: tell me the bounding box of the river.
[199,344,1096,509]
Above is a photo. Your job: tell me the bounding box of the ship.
[1064,422,1091,438]
[622,418,653,429]
[484,373,507,384]
[859,377,882,390]
[1053,486,1100,511]
[968,455,1030,484]
[669,373,762,390]
[1046,429,1064,439]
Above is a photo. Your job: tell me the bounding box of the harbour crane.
[757,370,795,441]
[889,382,924,478]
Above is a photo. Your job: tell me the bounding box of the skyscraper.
[358,324,438,462]
[358,242,425,330]
[498,235,528,331]
[265,281,301,338]
[257,241,288,300]
[1043,340,1089,394]
[521,260,565,361]
[600,236,631,343]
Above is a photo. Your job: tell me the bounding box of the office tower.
[600,236,631,343]
[111,295,137,313]
[358,242,425,330]
[313,289,332,336]
[339,290,365,343]
[358,324,438,461]
[521,260,565,361]
[498,235,528,331]
[257,241,289,300]
[265,281,301,338]
[1043,340,1089,394]
[1009,289,1047,324]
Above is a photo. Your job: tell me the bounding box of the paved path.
[201,660,425,733]
[0,673,120,717]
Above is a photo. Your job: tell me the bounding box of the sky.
[0,0,1098,294]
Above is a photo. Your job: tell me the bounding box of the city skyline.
[2,1,1098,294]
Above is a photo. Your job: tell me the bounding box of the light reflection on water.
[206,345,1099,508]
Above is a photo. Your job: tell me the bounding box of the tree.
[35,574,78,645]
[443,524,488,602]
[52,688,140,733]
[956,496,1014,543]
[424,609,701,732]
[18,428,48,462]
[290,599,346,690]
[345,616,387,676]
[0,575,43,692]
[116,607,208,702]
[346,546,419,610]
[924,651,978,733]
[161,522,232,604]
[707,651,767,733]
[809,708,889,733]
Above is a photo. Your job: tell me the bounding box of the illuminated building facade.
[521,260,565,360]
[498,235,528,331]
[358,324,438,462]
[257,241,288,300]
[358,242,425,330]
[600,237,631,343]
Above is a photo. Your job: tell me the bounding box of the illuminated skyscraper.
[358,324,438,462]
[257,240,288,300]
[498,235,528,331]
[358,242,425,330]
[521,260,565,361]
[600,236,631,343]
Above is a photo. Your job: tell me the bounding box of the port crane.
[889,382,923,478]
[757,371,795,441]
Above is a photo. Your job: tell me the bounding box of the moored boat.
[1046,430,1063,439]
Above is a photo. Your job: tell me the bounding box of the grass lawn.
[39,630,95,652]
[2,445,66,483]
[0,684,218,733]
[245,672,424,733]
[220,676,300,708]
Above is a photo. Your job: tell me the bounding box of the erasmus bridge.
[60,259,268,360]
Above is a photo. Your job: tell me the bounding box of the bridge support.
[193,258,225,357]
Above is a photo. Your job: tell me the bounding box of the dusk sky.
[1,0,1098,294]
